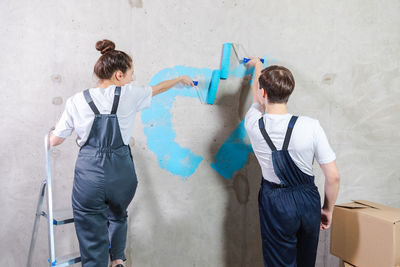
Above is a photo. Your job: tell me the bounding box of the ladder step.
[50,252,81,266]
[42,208,74,225]
[53,209,74,225]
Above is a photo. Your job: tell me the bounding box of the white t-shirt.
[53,83,152,146]
[244,103,336,183]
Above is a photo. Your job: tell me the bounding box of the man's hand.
[320,208,333,230]
[245,57,264,104]
[245,57,263,68]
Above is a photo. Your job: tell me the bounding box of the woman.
[50,39,193,267]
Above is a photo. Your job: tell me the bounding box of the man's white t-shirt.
[53,83,152,146]
[245,103,336,184]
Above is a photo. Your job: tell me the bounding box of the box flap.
[343,262,356,267]
[354,200,400,223]
[336,202,370,209]
[336,200,400,223]
[353,200,380,209]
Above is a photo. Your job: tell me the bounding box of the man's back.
[245,102,336,184]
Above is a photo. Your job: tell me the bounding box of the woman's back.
[53,83,152,146]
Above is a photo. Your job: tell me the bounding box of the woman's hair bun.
[96,39,116,54]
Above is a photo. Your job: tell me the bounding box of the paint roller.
[220,44,266,77]
[204,43,231,104]
[192,80,207,104]
[205,43,255,105]
[231,43,265,64]
[180,41,264,106]
[220,43,232,79]
[242,57,265,64]
[188,43,230,105]
[205,43,268,121]
[206,70,221,104]
[178,79,204,104]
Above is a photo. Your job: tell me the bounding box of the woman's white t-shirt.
[53,83,152,146]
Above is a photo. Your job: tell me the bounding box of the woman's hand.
[179,75,194,87]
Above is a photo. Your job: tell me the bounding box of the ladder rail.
[28,132,81,266]
[45,133,56,266]
[26,179,47,267]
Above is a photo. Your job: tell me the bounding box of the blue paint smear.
[141,66,213,179]
[210,56,270,179]
[211,119,253,179]
[142,55,273,180]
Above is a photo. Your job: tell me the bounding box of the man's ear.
[260,88,267,99]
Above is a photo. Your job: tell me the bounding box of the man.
[244,58,340,267]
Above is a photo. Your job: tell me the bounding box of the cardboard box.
[330,200,400,267]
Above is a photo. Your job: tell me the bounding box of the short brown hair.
[258,65,295,103]
[94,39,133,80]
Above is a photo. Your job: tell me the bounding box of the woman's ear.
[115,70,124,81]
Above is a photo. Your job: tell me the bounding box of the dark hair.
[258,65,295,103]
[94,40,133,80]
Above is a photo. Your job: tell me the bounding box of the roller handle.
[243,57,264,64]
[193,81,198,86]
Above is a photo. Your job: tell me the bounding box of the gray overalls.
[72,87,138,267]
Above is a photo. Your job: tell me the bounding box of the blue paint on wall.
[141,55,272,179]
[210,119,253,179]
[141,66,213,179]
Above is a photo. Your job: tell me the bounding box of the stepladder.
[27,133,81,267]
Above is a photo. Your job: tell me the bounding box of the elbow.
[329,173,340,185]
[49,137,58,147]
[335,174,341,185]
[49,135,61,146]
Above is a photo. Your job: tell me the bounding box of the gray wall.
[1,0,399,266]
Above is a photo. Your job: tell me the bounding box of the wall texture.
[1,0,399,266]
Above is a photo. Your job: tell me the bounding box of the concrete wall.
[1,0,399,266]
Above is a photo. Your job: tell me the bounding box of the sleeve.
[244,103,264,131]
[52,97,74,138]
[314,121,336,164]
[134,85,153,111]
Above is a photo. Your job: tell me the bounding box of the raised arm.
[246,58,263,104]
[319,160,340,230]
[152,75,194,96]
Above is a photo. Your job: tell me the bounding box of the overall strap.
[110,86,121,114]
[282,116,298,150]
[258,117,277,151]
[83,89,100,114]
